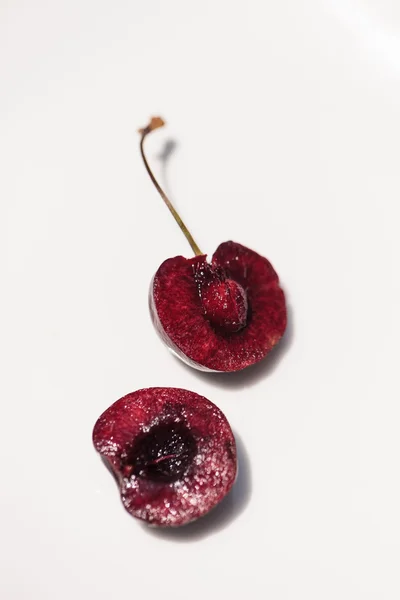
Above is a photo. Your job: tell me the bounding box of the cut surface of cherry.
[93,388,237,527]
[140,117,287,372]
[151,242,286,372]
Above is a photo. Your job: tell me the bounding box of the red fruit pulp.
[151,241,287,372]
[93,388,237,527]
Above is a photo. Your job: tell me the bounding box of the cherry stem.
[139,117,203,256]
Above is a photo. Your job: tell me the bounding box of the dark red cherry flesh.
[140,117,287,372]
[93,388,237,527]
[150,241,286,372]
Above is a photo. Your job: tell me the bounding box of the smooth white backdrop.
[1,1,400,598]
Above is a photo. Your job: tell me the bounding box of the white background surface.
[1,1,400,598]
